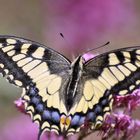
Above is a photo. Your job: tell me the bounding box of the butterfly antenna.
[59,32,73,52]
[59,33,78,60]
[60,33,64,38]
[83,41,110,55]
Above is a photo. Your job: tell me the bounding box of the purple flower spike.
[102,113,136,139]
[125,119,140,139]
[101,88,140,140]
[14,98,26,113]
[82,53,96,62]
[114,112,131,131]
[114,89,140,112]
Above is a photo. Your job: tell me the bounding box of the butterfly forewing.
[85,47,140,95]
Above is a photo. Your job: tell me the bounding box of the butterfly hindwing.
[0,36,71,135]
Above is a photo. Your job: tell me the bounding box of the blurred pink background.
[0,0,140,140]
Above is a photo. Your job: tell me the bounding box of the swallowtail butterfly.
[0,35,140,139]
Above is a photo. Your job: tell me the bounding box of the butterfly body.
[65,56,83,110]
[0,36,140,138]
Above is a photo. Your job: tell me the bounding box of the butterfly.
[0,35,140,139]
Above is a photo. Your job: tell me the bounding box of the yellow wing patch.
[109,53,120,65]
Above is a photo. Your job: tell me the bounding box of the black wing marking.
[0,35,71,87]
[84,46,140,96]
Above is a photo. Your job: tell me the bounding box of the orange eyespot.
[65,117,71,126]
[60,117,66,125]
[60,116,71,126]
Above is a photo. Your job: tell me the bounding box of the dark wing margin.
[80,46,140,130]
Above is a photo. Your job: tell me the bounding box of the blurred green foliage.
[0,0,43,126]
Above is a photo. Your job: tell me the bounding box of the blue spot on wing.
[95,105,102,114]
[31,97,40,105]
[28,86,38,96]
[87,112,96,122]
[52,111,60,123]
[79,116,85,125]
[71,115,80,126]
[43,110,51,120]
[36,104,44,112]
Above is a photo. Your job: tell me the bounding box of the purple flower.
[102,112,140,140]
[126,119,140,139]
[114,89,140,112]
[82,53,96,62]
[14,98,26,113]
[101,89,140,140]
